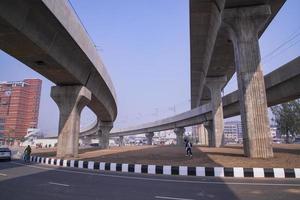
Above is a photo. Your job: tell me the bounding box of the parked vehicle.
[293,137,300,144]
[0,147,11,161]
[273,138,282,144]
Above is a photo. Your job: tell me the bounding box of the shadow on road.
[0,160,244,200]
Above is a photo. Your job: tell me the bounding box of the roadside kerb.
[30,156,300,179]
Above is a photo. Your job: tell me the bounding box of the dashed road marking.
[11,161,300,187]
[155,196,195,200]
[0,173,7,176]
[48,182,70,187]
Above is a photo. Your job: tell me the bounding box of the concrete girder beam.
[51,85,91,158]
[205,76,227,147]
[223,5,274,158]
[190,0,226,108]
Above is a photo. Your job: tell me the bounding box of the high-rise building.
[0,79,42,140]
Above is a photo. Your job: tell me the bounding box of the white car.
[0,147,11,161]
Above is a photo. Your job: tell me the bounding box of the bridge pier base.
[174,127,185,146]
[51,86,91,159]
[224,5,273,158]
[206,76,226,147]
[98,122,113,149]
[146,132,154,145]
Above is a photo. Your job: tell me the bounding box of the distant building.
[224,121,243,144]
[24,128,44,140]
[21,137,57,148]
[270,126,277,138]
[0,79,42,141]
[224,121,276,144]
[154,130,177,145]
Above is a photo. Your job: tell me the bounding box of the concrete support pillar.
[206,76,227,147]
[199,124,209,146]
[223,5,273,158]
[51,86,91,158]
[145,132,154,145]
[174,127,185,146]
[98,121,113,149]
[204,121,213,147]
[119,136,124,146]
[191,126,199,143]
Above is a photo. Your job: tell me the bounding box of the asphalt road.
[0,160,299,200]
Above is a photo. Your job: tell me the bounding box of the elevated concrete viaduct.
[80,0,289,157]
[100,57,300,157]
[69,0,292,159]
[1,0,294,159]
[0,0,117,158]
[82,0,288,158]
[190,0,286,157]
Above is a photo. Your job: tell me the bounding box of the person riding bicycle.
[24,145,32,162]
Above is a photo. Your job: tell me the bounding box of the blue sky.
[0,0,299,135]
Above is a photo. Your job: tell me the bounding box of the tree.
[6,128,15,146]
[20,136,26,142]
[271,99,300,143]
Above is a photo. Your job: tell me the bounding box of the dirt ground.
[32,144,300,168]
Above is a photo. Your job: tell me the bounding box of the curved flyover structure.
[106,57,300,151]
[82,0,291,158]
[0,0,117,158]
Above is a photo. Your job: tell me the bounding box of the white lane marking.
[155,196,194,200]
[48,182,70,187]
[0,173,7,176]
[11,162,300,187]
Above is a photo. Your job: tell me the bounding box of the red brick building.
[0,79,42,140]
